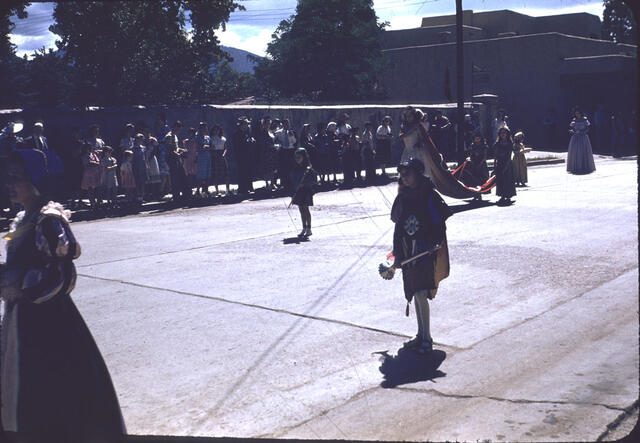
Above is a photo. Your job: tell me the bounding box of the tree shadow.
[376,347,447,388]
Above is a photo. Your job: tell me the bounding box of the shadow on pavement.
[377,348,447,388]
[449,199,496,214]
[282,236,309,245]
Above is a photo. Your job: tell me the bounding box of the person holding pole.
[382,157,452,354]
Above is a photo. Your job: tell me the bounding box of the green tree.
[603,0,637,44]
[0,1,30,108]
[23,48,73,108]
[50,0,243,106]
[254,0,387,103]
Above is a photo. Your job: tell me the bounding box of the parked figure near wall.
[120,150,136,204]
[195,123,212,196]
[164,121,190,201]
[80,142,102,210]
[118,123,135,158]
[326,122,341,183]
[376,115,393,177]
[86,124,105,154]
[21,121,65,201]
[491,109,509,145]
[361,122,377,183]
[232,117,255,195]
[64,127,85,209]
[512,131,529,187]
[258,116,278,192]
[350,126,363,181]
[610,111,626,158]
[210,125,231,196]
[593,104,608,153]
[566,108,596,174]
[100,146,118,208]
[275,118,297,192]
[493,127,516,205]
[132,134,149,203]
[142,127,162,200]
[0,150,126,441]
[313,122,330,184]
[300,123,317,174]
[183,127,199,193]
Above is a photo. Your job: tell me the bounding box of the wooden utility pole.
[456,0,465,164]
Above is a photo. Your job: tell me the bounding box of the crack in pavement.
[596,399,640,441]
[395,386,629,412]
[76,213,389,268]
[77,273,466,347]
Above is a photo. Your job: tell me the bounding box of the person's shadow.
[376,347,446,388]
[282,236,309,245]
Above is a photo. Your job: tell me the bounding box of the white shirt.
[212,136,226,151]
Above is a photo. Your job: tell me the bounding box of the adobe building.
[381,9,637,149]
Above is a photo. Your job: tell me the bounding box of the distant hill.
[221,46,262,74]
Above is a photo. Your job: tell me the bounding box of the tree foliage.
[603,0,637,44]
[0,1,30,108]
[254,0,387,103]
[49,0,245,106]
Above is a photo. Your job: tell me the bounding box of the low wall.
[1,102,484,161]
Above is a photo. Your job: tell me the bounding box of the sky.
[10,0,605,58]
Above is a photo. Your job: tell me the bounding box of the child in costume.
[512,131,529,186]
[389,157,452,354]
[290,147,318,238]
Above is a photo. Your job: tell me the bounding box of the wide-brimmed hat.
[397,157,425,175]
[2,121,24,135]
[513,131,524,140]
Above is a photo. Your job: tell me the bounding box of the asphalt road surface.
[2,155,637,441]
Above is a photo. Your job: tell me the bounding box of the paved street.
[2,155,637,441]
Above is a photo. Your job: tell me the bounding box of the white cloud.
[218,27,273,56]
[386,14,422,30]
[10,33,58,58]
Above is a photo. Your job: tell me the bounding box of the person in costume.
[0,150,126,441]
[389,158,451,354]
[400,106,433,179]
[290,147,318,238]
[512,131,529,186]
[493,127,517,205]
[566,108,596,174]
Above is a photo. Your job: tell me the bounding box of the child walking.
[120,150,136,206]
[290,147,318,238]
[389,158,452,354]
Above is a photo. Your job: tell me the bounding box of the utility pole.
[456,0,465,164]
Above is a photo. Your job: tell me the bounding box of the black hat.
[397,157,425,175]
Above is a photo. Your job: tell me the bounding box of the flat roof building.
[381,9,637,150]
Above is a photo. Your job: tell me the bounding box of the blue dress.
[196,134,212,181]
